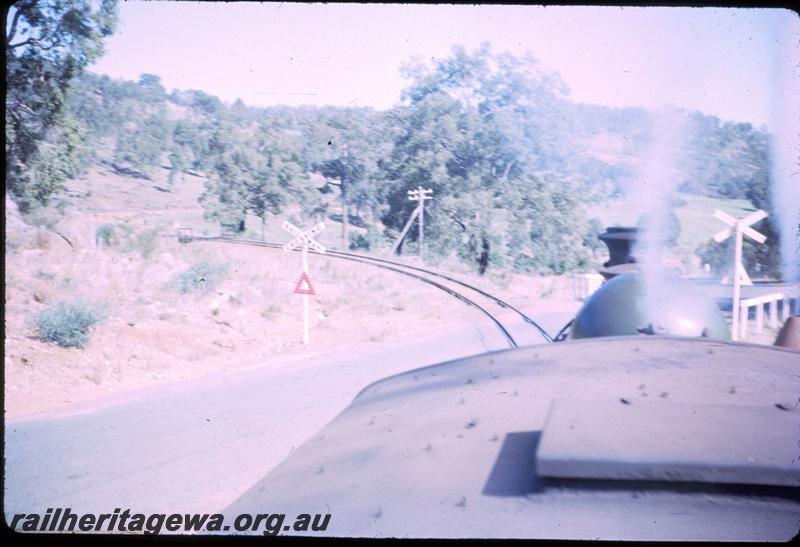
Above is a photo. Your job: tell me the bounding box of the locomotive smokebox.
[569,271,731,340]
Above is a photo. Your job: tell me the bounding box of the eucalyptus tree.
[247,120,319,238]
[6,0,118,211]
[200,122,254,233]
[383,44,591,273]
[200,119,318,236]
[314,108,385,249]
[113,110,171,179]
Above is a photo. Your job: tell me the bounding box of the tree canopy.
[7,22,784,277]
[380,44,592,273]
[6,0,118,212]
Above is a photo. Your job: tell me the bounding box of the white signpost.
[282,220,326,345]
[712,209,767,341]
[391,186,433,258]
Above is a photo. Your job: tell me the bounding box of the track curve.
[182,234,554,347]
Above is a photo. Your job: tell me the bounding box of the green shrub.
[95,224,116,247]
[134,229,159,258]
[349,232,370,251]
[348,226,385,251]
[120,228,159,258]
[260,304,281,320]
[169,260,229,294]
[116,223,135,238]
[35,300,105,348]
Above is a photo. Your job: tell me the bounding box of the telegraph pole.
[407,186,433,259]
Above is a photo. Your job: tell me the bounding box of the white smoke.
[628,108,689,324]
[768,12,800,314]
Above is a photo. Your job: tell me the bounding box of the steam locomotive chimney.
[598,226,639,280]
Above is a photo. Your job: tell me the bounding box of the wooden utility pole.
[341,176,348,250]
[390,207,420,256]
[712,209,767,341]
[407,186,433,259]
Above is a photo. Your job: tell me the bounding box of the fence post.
[755,303,764,333]
[739,302,749,341]
[769,300,778,329]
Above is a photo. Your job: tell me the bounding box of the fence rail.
[738,292,790,341]
[571,273,604,301]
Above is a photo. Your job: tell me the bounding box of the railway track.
[181,234,554,348]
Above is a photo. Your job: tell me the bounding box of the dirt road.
[4,309,574,521]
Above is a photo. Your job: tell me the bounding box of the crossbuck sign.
[283,220,326,345]
[712,209,767,341]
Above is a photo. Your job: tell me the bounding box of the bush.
[120,228,159,258]
[696,231,780,279]
[349,232,370,251]
[169,260,229,294]
[348,226,385,251]
[35,300,105,348]
[95,224,116,247]
[133,229,159,258]
[260,304,281,320]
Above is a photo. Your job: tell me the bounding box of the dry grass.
[14,163,758,420]
[5,165,585,418]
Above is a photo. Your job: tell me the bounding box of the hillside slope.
[4,165,580,419]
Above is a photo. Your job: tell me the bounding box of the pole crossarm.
[406,186,433,259]
[392,186,434,257]
[408,186,433,202]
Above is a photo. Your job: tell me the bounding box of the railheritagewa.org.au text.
[10,508,331,535]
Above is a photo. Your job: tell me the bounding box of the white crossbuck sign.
[712,209,767,341]
[713,209,767,245]
[282,220,326,345]
[282,221,327,253]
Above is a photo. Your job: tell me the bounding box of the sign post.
[712,209,767,341]
[283,220,326,345]
[407,186,433,259]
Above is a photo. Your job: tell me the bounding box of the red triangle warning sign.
[293,271,316,295]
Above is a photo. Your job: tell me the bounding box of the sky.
[88,2,799,127]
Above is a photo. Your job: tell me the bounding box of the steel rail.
[184,235,534,348]
[325,247,553,343]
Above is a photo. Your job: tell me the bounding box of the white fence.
[571,273,605,301]
[738,293,790,341]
